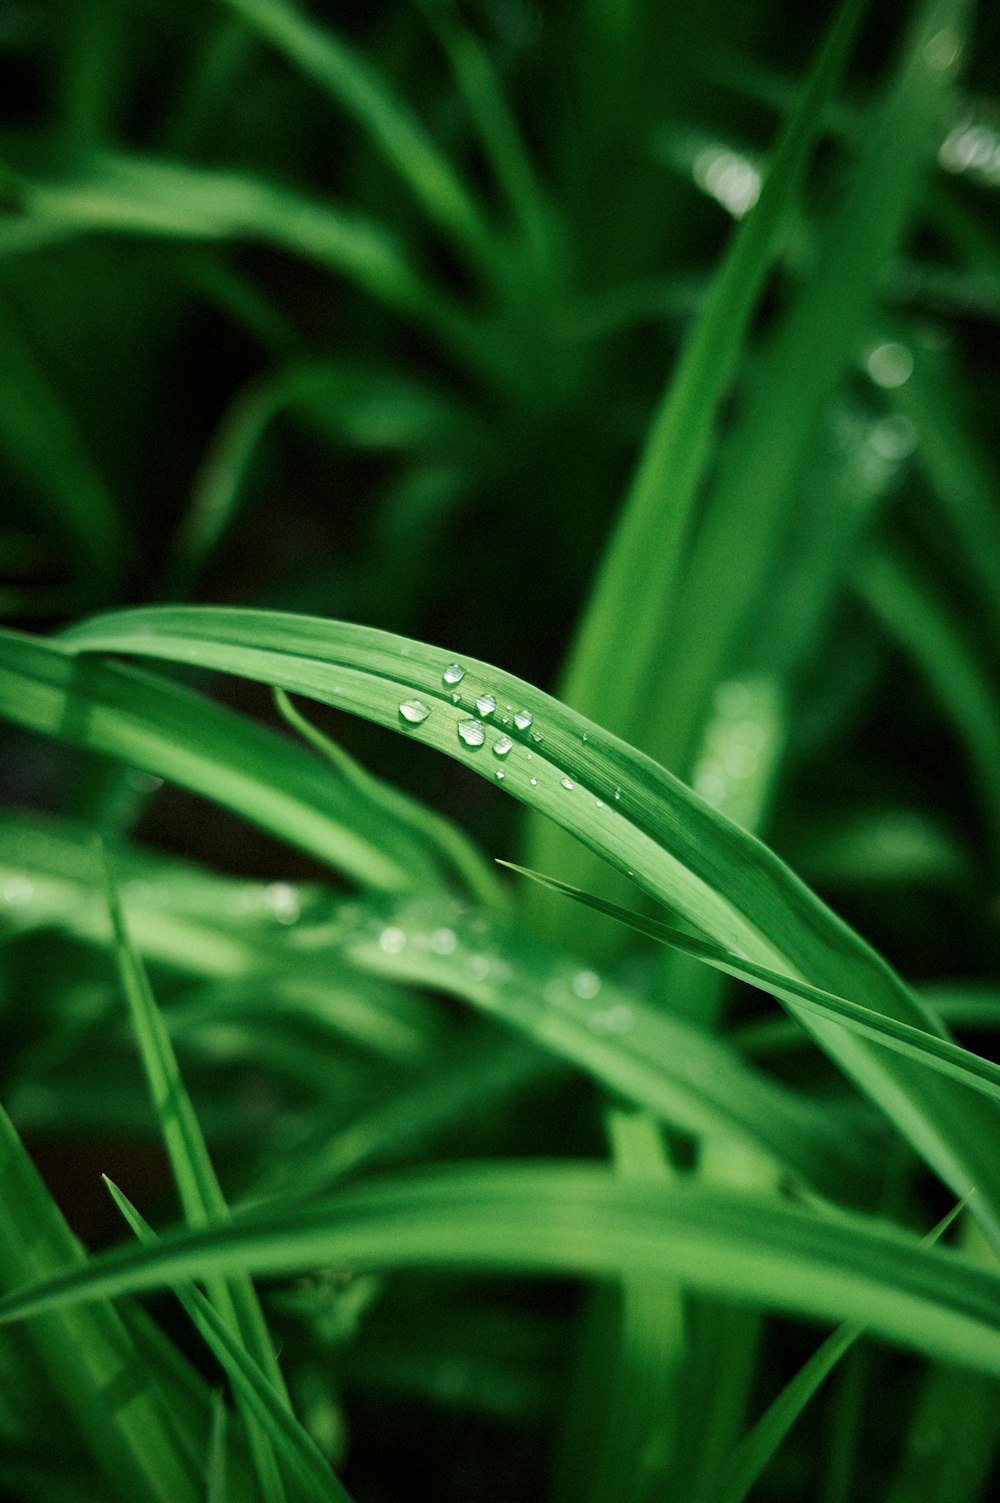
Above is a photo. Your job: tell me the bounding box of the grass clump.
[1,0,1000,1498]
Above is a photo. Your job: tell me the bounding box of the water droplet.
[514,710,533,731]
[529,777,538,785]
[572,970,601,1000]
[398,699,430,725]
[613,787,621,801]
[458,720,485,748]
[263,883,300,924]
[428,927,457,955]
[467,953,492,980]
[495,769,505,780]
[451,691,462,704]
[379,926,406,955]
[582,732,589,742]
[595,799,604,808]
[443,663,465,685]
[493,735,513,758]
[531,729,544,743]
[475,692,496,717]
[3,876,35,906]
[561,777,574,790]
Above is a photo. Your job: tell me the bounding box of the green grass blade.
[106,1182,354,1503]
[717,1196,973,1503]
[207,1390,229,1503]
[633,0,967,785]
[3,1166,1000,1379]
[0,629,449,895]
[57,604,1000,1240]
[18,152,465,341]
[100,846,291,1499]
[0,1100,200,1503]
[552,0,871,753]
[1,807,860,1195]
[501,862,1000,1108]
[216,0,494,266]
[274,689,503,908]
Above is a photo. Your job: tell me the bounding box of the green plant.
[2,0,1000,1498]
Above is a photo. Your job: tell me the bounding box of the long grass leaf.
[57,605,1000,1241]
[501,861,1000,1107]
[2,1165,1000,1379]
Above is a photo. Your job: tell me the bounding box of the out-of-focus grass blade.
[0,629,451,896]
[168,363,479,595]
[207,1391,228,1503]
[550,0,871,755]
[217,0,494,267]
[106,1182,354,1503]
[856,547,1000,864]
[0,295,124,593]
[636,0,967,783]
[16,153,467,343]
[0,1100,200,1503]
[56,604,1000,1241]
[100,847,291,1500]
[274,689,503,908]
[0,807,860,1195]
[717,1194,973,1503]
[4,1165,1000,1379]
[413,0,551,261]
[502,861,1000,1107]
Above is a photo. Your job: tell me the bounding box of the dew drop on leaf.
[443,663,465,685]
[458,719,485,747]
[476,692,497,717]
[514,710,533,731]
[493,735,513,757]
[398,699,430,724]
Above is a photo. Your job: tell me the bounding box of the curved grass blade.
[216,0,494,268]
[18,152,469,347]
[106,1183,354,1503]
[501,861,1000,1107]
[57,604,1000,1239]
[101,848,291,1499]
[3,1165,1000,1379]
[0,806,860,1195]
[274,689,503,908]
[0,629,452,897]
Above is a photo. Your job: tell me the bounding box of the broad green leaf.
[56,605,1000,1240]
[3,1166,1000,1381]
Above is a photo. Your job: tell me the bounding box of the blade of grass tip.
[215,0,495,270]
[855,546,1000,867]
[551,0,871,750]
[717,1193,974,1503]
[207,1390,229,1503]
[500,862,1000,1108]
[274,688,504,908]
[5,1165,1000,1380]
[105,1181,355,1503]
[55,604,1000,1244]
[99,844,293,1500]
